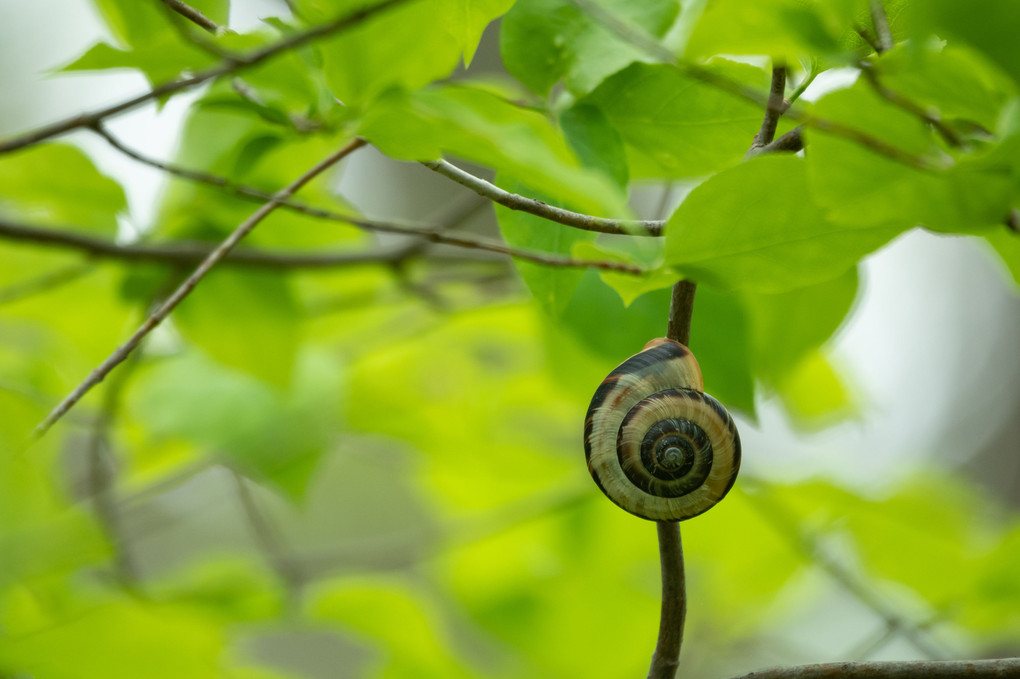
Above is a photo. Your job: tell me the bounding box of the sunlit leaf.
[500,0,680,96]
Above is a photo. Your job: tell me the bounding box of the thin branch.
[747,64,787,154]
[0,217,644,275]
[729,658,1020,679]
[757,127,804,156]
[88,128,647,272]
[0,262,94,306]
[0,0,415,154]
[869,0,894,53]
[855,25,882,54]
[0,218,418,269]
[423,160,665,236]
[158,0,222,33]
[858,65,963,148]
[31,139,364,440]
[566,0,943,172]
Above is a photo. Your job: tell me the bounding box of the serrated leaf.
[320,0,511,107]
[665,154,901,292]
[583,61,766,178]
[0,144,126,235]
[500,0,680,96]
[62,37,216,86]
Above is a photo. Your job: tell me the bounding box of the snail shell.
[583,338,741,521]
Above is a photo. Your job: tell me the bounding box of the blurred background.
[0,1,1018,678]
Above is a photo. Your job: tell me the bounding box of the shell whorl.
[583,338,740,521]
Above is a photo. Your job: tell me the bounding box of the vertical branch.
[649,279,698,679]
[870,0,894,53]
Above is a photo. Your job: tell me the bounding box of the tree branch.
[857,65,963,148]
[423,159,665,236]
[869,0,894,53]
[31,138,364,439]
[0,0,415,154]
[729,658,1020,679]
[746,64,787,155]
[159,0,222,34]
[88,127,649,271]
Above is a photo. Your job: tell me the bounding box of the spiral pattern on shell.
[583,338,741,521]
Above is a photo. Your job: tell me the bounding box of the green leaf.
[173,270,301,387]
[360,84,630,216]
[906,0,1020,88]
[559,103,629,189]
[983,228,1020,289]
[745,268,858,383]
[665,154,900,292]
[62,37,216,86]
[807,82,1014,236]
[0,598,229,679]
[583,61,766,178]
[0,144,126,234]
[685,0,866,61]
[320,0,512,107]
[874,44,1017,134]
[310,577,478,678]
[91,0,229,46]
[499,0,680,96]
[129,350,342,498]
[496,182,596,316]
[571,240,674,307]
[774,350,853,426]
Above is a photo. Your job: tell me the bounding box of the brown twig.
[746,65,787,154]
[31,139,365,439]
[0,0,415,154]
[857,65,963,148]
[869,0,894,53]
[159,0,222,33]
[87,127,649,271]
[729,658,1020,679]
[423,160,664,236]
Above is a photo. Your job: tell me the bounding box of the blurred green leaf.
[129,350,342,498]
[62,37,216,85]
[983,228,1020,289]
[500,0,680,96]
[310,577,478,679]
[774,350,853,425]
[0,144,126,234]
[174,270,302,386]
[583,61,766,178]
[570,239,674,307]
[559,103,629,189]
